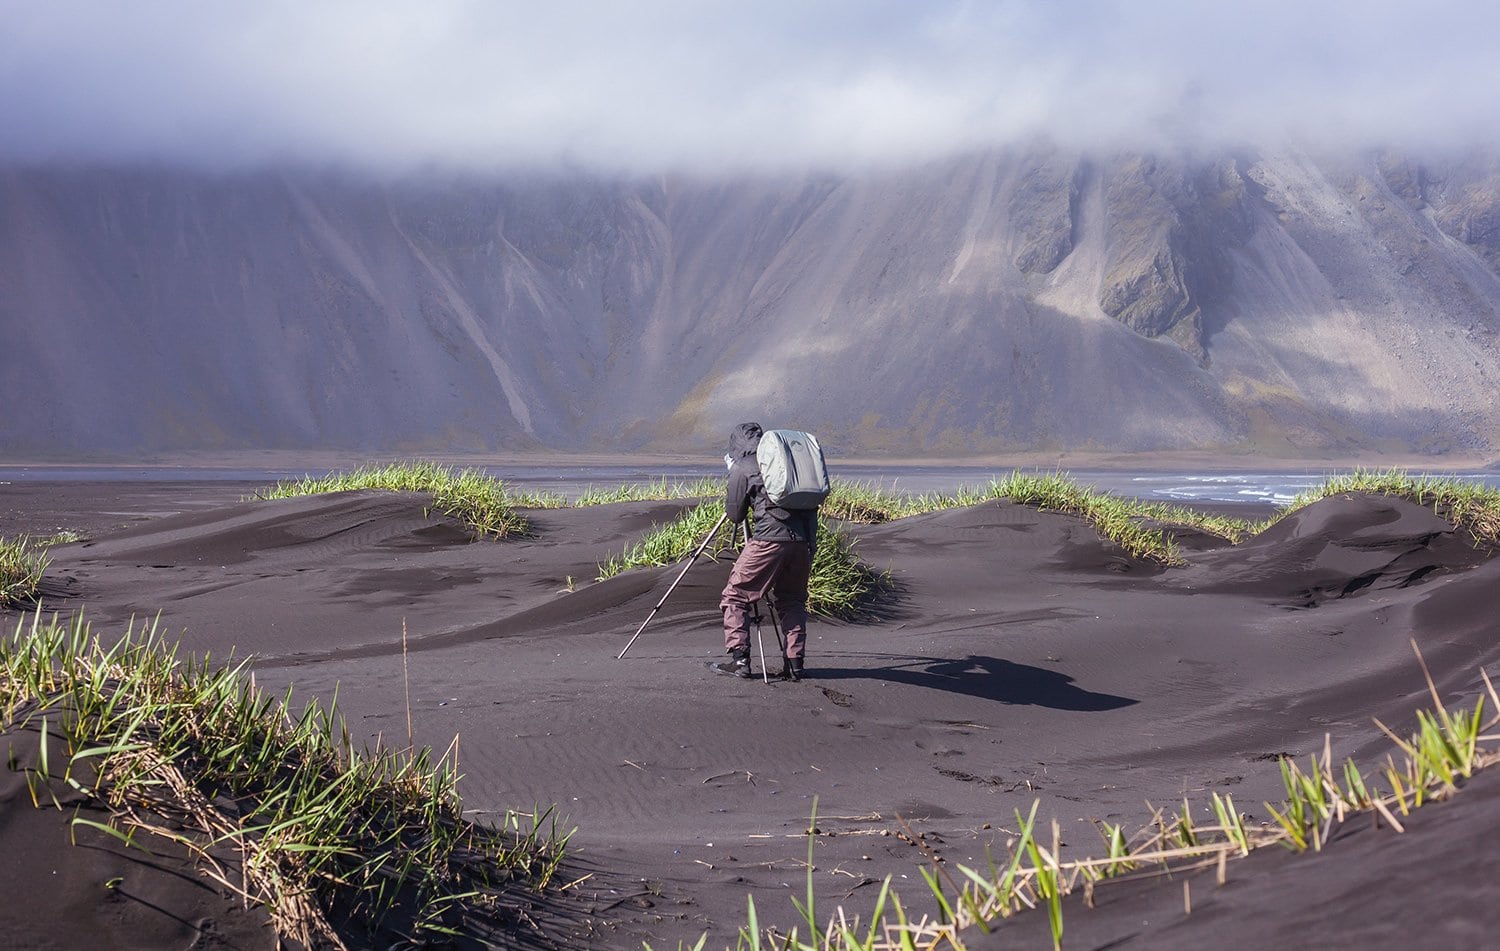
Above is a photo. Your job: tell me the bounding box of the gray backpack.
[756,430,830,510]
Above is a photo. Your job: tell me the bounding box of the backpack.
[756,430,830,510]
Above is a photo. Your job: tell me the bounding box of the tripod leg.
[766,595,787,676]
[752,600,770,685]
[617,513,728,659]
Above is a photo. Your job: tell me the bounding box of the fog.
[3,0,1498,174]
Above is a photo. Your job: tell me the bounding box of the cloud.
[3,0,1498,175]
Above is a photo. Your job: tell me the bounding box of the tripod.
[617,513,728,660]
[749,593,788,685]
[736,520,791,684]
[616,513,796,684]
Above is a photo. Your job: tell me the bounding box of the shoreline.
[2,447,1497,474]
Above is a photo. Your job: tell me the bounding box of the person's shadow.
[814,654,1136,711]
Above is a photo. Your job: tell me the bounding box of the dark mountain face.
[4,148,1500,460]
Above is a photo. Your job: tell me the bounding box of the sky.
[3,0,1498,175]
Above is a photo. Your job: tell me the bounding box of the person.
[713,422,818,681]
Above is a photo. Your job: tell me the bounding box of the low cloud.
[3,0,1497,175]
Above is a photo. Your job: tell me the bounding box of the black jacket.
[724,422,818,553]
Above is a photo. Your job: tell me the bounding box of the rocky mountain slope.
[3,148,1499,459]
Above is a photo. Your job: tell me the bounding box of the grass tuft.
[807,528,891,619]
[253,461,531,538]
[574,476,723,507]
[822,481,919,524]
[827,472,1243,566]
[1,612,571,948]
[980,471,1256,565]
[253,464,727,529]
[1271,468,1500,547]
[828,473,1256,565]
[596,502,734,580]
[1,535,56,606]
[596,505,886,618]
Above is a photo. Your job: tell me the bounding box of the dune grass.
[976,471,1246,564]
[1,612,571,948]
[253,461,532,537]
[1273,468,1500,546]
[595,502,887,618]
[252,464,1500,614]
[253,462,728,528]
[596,501,735,579]
[1,535,56,606]
[449,475,724,510]
[830,467,1500,566]
[820,481,923,523]
[826,472,1253,566]
[573,476,723,506]
[593,470,1249,615]
[1,536,50,605]
[724,644,1500,949]
[679,467,1500,561]
[805,528,891,619]
[250,463,1247,568]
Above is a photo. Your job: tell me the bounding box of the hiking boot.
[711,649,752,679]
[785,658,805,682]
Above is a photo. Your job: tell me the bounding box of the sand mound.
[1173,493,1491,607]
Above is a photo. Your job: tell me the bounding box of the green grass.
[2,611,570,947]
[593,470,1253,616]
[979,471,1209,564]
[821,480,924,523]
[1272,468,1500,546]
[249,464,1247,569]
[827,473,1258,565]
[987,470,1269,560]
[242,462,1500,562]
[596,502,887,618]
[753,469,1500,565]
[252,463,728,530]
[253,461,531,537]
[806,528,890,619]
[1,535,56,606]
[574,476,723,506]
[829,468,1500,567]
[727,645,1500,949]
[252,464,1500,618]
[596,501,734,579]
[593,470,1239,616]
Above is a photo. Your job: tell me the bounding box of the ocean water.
[829,467,1500,506]
[1082,471,1499,506]
[4,463,1499,507]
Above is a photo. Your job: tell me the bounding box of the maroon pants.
[720,539,811,659]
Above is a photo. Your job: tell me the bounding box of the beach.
[3,478,1500,948]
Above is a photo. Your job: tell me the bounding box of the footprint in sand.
[820,686,853,707]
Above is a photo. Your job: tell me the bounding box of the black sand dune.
[4,482,1500,948]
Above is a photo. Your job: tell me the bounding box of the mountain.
[4,148,1500,460]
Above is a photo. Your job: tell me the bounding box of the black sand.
[3,481,1499,948]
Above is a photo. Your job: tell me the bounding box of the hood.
[729,422,763,457]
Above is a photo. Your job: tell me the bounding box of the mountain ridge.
[4,147,1499,459]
